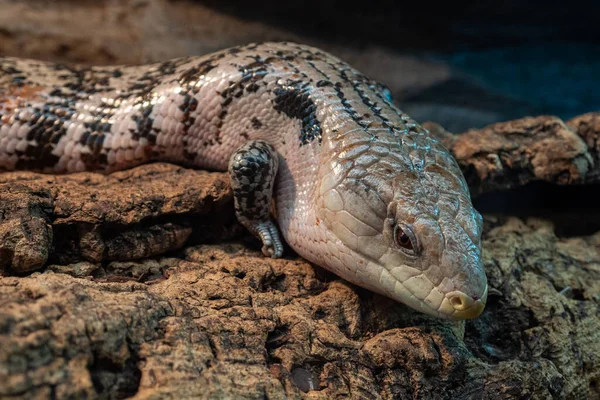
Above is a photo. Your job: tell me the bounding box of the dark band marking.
[251,117,262,129]
[331,62,406,137]
[273,80,321,146]
[11,97,75,170]
[332,82,372,133]
[214,55,275,143]
[306,60,332,81]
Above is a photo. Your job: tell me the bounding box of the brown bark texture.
[0,114,599,399]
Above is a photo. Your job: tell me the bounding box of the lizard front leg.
[228,140,283,258]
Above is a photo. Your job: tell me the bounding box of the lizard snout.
[445,285,488,319]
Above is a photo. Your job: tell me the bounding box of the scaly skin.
[0,42,487,320]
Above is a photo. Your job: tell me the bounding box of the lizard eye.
[394,224,418,255]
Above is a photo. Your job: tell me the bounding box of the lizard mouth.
[383,267,488,320]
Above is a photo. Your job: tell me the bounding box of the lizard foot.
[228,140,283,258]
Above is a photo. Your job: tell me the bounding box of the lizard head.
[380,165,488,320]
[316,131,488,320]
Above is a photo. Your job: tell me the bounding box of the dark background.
[204,0,600,132]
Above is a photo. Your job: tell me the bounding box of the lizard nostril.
[445,287,488,319]
[449,295,464,308]
[447,291,474,311]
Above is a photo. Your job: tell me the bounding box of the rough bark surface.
[567,112,600,182]
[1,222,599,399]
[0,163,234,273]
[1,115,599,399]
[425,115,600,196]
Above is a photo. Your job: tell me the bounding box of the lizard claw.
[255,220,284,258]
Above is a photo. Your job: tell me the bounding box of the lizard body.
[0,42,487,319]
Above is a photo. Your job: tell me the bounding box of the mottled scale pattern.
[0,42,488,320]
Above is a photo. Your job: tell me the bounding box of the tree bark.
[1,115,599,399]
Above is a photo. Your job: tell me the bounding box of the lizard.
[0,42,488,320]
